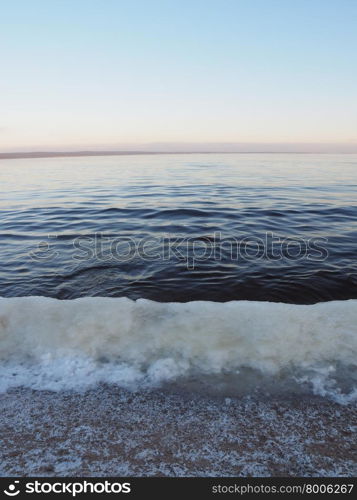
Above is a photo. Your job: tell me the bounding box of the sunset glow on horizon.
[1,0,356,152]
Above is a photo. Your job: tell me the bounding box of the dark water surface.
[1,153,356,303]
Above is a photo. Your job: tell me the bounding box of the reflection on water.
[0,153,356,303]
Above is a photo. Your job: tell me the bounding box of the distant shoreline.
[0,150,355,160]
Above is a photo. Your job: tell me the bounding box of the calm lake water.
[0,153,356,303]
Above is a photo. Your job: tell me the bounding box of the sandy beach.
[0,386,355,477]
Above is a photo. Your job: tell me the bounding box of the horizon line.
[1,150,357,160]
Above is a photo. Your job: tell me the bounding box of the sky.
[0,0,356,152]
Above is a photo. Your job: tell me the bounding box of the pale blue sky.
[0,0,356,151]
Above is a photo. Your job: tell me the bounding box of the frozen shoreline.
[1,297,356,403]
[0,386,355,477]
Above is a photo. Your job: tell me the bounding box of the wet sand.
[0,386,356,477]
